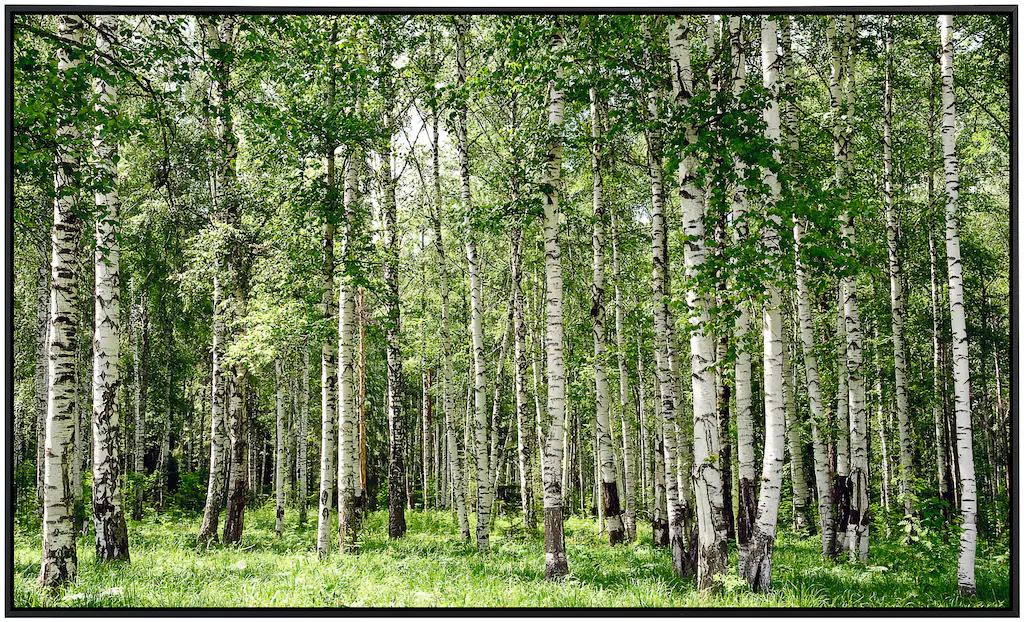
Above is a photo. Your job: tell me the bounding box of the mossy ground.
[12,503,1010,609]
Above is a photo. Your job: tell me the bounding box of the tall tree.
[837,15,869,562]
[939,14,977,597]
[882,16,914,518]
[338,140,362,552]
[275,359,286,535]
[669,15,727,587]
[456,15,493,551]
[741,15,787,592]
[540,16,569,581]
[316,16,340,559]
[90,12,130,563]
[40,13,84,588]
[378,17,407,540]
[589,59,624,546]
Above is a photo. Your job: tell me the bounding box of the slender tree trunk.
[296,353,309,523]
[35,255,49,511]
[784,328,812,532]
[611,210,637,542]
[222,362,248,544]
[275,359,285,535]
[826,16,851,555]
[89,12,129,563]
[590,79,624,546]
[637,344,652,518]
[648,17,687,580]
[733,15,758,556]
[782,14,835,558]
[203,14,248,546]
[540,18,569,580]
[939,14,977,596]
[835,15,870,562]
[455,16,493,551]
[198,15,237,545]
[316,23,339,555]
[882,20,914,518]
[40,14,84,588]
[430,97,470,542]
[338,144,362,551]
[512,223,535,531]
[198,271,227,542]
[669,15,726,588]
[132,294,149,521]
[741,17,786,591]
[930,227,951,509]
[380,39,406,538]
[651,375,668,546]
[156,357,172,508]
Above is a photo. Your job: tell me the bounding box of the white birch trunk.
[89,12,130,562]
[197,15,234,544]
[826,17,851,554]
[783,14,836,559]
[338,144,362,551]
[298,350,309,523]
[40,14,84,588]
[837,15,870,562]
[794,219,838,558]
[882,20,913,517]
[741,17,786,591]
[590,80,624,546]
[541,19,569,580]
[728,15,757,566]
[512,224,535,531]
[431,115,470,542]
[316,36,339,553]
[36,257,49,510]
[784,334,812,531]
[939,14,977,596]
[670,15,727,587]
[611,210,637,542]
[454,16,493,551]
[275,359,286,535]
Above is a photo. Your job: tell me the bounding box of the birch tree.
[611,209,636,542]
[456,15,493,551]
[837,15,870,562]
[338,143,362,551]
[726,15,757,567]
[741,16,786,591]
[35,257,49,511]
[540,17,569,580]
[275,359,285,535]
[40,13,84,588]
[90,12,129,563]
[378,18,406,539]
[590,64,624,546]
[882,17,914,517]
[939,13,977,597]
[316,16,340,559]
[669,15,727,587]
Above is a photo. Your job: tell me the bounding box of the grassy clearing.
[12,504,1010,609]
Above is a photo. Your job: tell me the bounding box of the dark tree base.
[544,506,568,580]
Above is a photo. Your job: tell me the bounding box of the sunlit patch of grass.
[12,504,1010,609]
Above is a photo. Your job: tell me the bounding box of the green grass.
[12,504,1010,608]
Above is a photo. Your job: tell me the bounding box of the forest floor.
[12,503,1011,609]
